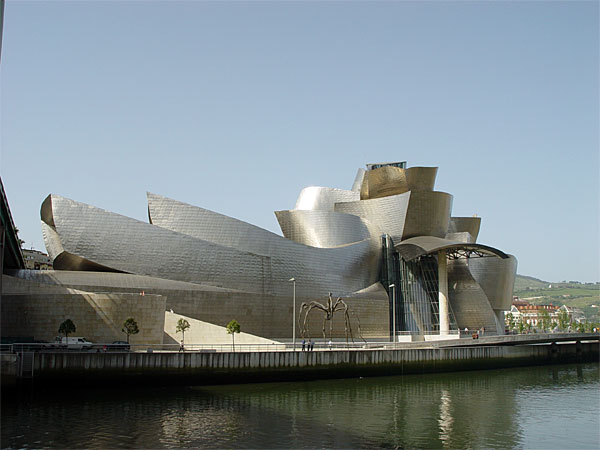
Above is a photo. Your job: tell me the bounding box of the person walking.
[301,339,306,352]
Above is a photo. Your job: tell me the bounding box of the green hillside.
[513,275,600,321]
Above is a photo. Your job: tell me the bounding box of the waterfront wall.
[7,342,598,387]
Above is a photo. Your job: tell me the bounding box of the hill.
[513,275,600,321]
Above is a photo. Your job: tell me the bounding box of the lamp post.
[288,278,296,351]
[389,284,396,343]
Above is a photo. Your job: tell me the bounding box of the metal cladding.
[360,166,438,200]
[447,259,502,332]
[39,161,517,339]
[447,217,481,242]
[467,255,518,311]
[275,210,380,248]
[44,194,381,298]
[334,190,453,242]
[294,186,359,211]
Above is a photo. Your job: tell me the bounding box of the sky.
[1,0,598,282]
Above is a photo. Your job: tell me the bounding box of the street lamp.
[389,284,396,343]
[289,278,296,351]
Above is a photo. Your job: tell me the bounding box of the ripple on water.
[1,363,598,449]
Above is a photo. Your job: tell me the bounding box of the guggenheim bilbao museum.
[3,161,516,345]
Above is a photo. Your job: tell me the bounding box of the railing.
[3,331,597,354]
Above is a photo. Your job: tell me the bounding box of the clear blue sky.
[1,1,598,282]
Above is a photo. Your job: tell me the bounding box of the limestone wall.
[8,272,390,340]
[1,292,166,345]
[163,311,280,346]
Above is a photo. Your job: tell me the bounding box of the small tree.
[557,310,570,331]
[226,319,241,352]
[505,312,515,332]
[58,319,76,343]
[176,318,190,345]
[518,319,526,334]
[121,318,140,343]
[539,310,551,332]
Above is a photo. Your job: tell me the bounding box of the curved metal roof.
[395,236,509,261]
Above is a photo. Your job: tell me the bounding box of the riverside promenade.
[2,334,598,388]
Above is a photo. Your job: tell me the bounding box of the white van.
[61,337,94,350]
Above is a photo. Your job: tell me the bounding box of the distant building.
[559,305,586,324]
[509,299,585,327]
[22,249,53,270]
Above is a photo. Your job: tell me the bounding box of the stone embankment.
[2,335,598,387]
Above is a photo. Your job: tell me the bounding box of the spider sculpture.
[298,292,365,344]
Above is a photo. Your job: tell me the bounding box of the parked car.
[107,341,130,351]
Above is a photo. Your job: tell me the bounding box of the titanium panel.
[147,192,283,257]
[294,186,359,211]
[335,191,452,242]
[445,232,475,244]
[447,259,500,333]
[45,194,381,298]
[466,254,517,311]
[334,191,411,242]
[448,217,481,242]
[274,209,381,247]
[11,270,239,293]
[41,220,64,260]
[402,191,452,239]
[351,168,366,192]
[360,166,438,200]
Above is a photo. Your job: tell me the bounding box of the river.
[2,363,599,449]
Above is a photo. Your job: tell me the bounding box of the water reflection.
[2,363,598,449]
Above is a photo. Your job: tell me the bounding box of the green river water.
[2,363,599,449]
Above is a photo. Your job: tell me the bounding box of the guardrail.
[1,342,383,353]
[2,331,597,354]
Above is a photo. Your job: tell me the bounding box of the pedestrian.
[301,339,306,352]
[179,340,184,352]
[308,339,312,351]
[328,339,332,350]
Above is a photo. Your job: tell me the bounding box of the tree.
[58,319,76,342]
[517,319,526,334]
[557,309,570,331]
[121,318,139,343]
[226,319,241,352]
[176,318,190,345]
[505,312,516,332]
[538,310,551,332]
[15,227,25,248]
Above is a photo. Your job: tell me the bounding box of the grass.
[514,275,600,321]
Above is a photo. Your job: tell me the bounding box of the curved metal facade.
[45,194,381,298]
[294,186,359,211]
[275,210,380,248]
[334,190,452,242]
[360,166,438,200]
[38,161,517,340]
[447,217,481,242]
